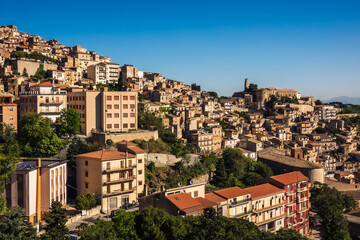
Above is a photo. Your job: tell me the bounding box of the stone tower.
[244,78,249,91]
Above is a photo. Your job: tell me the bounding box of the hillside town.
[1,25,360,239]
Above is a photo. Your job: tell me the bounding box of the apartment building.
[4,159,67,223]
[47,69,65,84]
[76,147,145,213]
[258,172,310,235]
[121,64,139,79]
[0,93,17,129]
[188,130,213,154]
[314,105,337,121]
[87,62,120,85]
[19,81,67,122]
[209,187,252,219]
[67,88,137,136]
[246,183,286,232]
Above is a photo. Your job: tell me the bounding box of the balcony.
[102,187,136,197]
[102,165,136,173]
[229,198,251,208]
[103,176,136,185]
[40,101,64,106]
[297,187,307,192]
[253,202,286,214]
[233,211,251,218]
[254,214,286,226]
[297,196,308,203]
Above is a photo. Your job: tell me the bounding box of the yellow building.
[76,144,145,213]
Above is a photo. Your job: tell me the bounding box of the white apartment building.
[87,62,120,85]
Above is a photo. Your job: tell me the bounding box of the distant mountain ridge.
[324,96,360,105]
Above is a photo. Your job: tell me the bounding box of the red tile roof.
[195,197,217,209]
[31,81,53,87]
[75,149,135,160]
[213,187,250,199]
[270,172,308,185]
[246,183,285,199]
[205,192,227,203]
[166,193,202,211]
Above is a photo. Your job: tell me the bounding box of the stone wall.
[92,130,158,145]
[16,60,58,76]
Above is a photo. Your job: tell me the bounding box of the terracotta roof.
[31,81,53,87]
[75,149,134,160]
[166,193,202,211]
[213,187,250,199]
[195,197,217,209]
[245,183,284,199]
[205,192,227,203]
[269,172,308,185]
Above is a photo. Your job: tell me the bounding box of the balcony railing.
[229,198,251,208]
[103,176,136,185]
[254,214,286,226]
[297,187,307,192]
[102,187,136,197]
[253,202,286,214]
[102,165,137,173]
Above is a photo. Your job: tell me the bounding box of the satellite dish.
[189,180,193,185]
[178,182,182,186]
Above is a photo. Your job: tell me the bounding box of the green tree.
[34,63,46,80]
[207,91,218,99]
[74,193,90,210]
[18,113,66,156]
[66,139,102,168]
[86,193,97,208]
[311,182,357,240]
[55,108,81,137]
[112,209,139,239]
[247,83,258,92]
[22,67,28,77]
[212,159,228,187]
[0,124,20,212]
[315,99,323,105]
[42,201,69,240]
[0,207,38,240]
[78,220,117,240]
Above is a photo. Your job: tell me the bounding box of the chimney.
[36,158,41,223]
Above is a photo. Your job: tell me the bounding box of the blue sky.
[2,0,360,99]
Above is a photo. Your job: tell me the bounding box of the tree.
[78,220,117,240]
[66,139,102,168]
[74,193,90,210]
[315,99,323,105]
[55,108,81,137]
[112,209,139,239]
[34,63,46,80]
[212,159,228,187]
[311,182,357,240]
[18,113,66,156]
[247,83,258,92]
[22,67,29,77]
[0,124,20,212]
[86,193,97,208]
[106,139,114,146]
[207,91,218,99]
[0,207,38,240]
[42,201,69,240]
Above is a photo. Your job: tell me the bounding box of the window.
[123,123,128,128]
[107,96,112,100]
[85,182,88,188]
[114,104,119,109]
[138,170,142,175]
[114,96,119,100]
[130,113,135,118]
[194,191,198,197]
[129,182,132,189]
[121,161,124,168]
[130,123,135,128]
[130,104,135,109]
[139,181,143,185]
[10,116,13,120]
[123,104,128,109]
[114,113,119,118]
[138,159,142,164]
[107,105,112,109]
[85,171,88,177]
[107,113,112,118]
[123,96,128,100]
[10,107,13,111]
[123,113,128,118]
[114,124,119,128]
[129,160,132,166]
[107,124,112,129]
[85,161,88,166]
[130,96,135,100]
